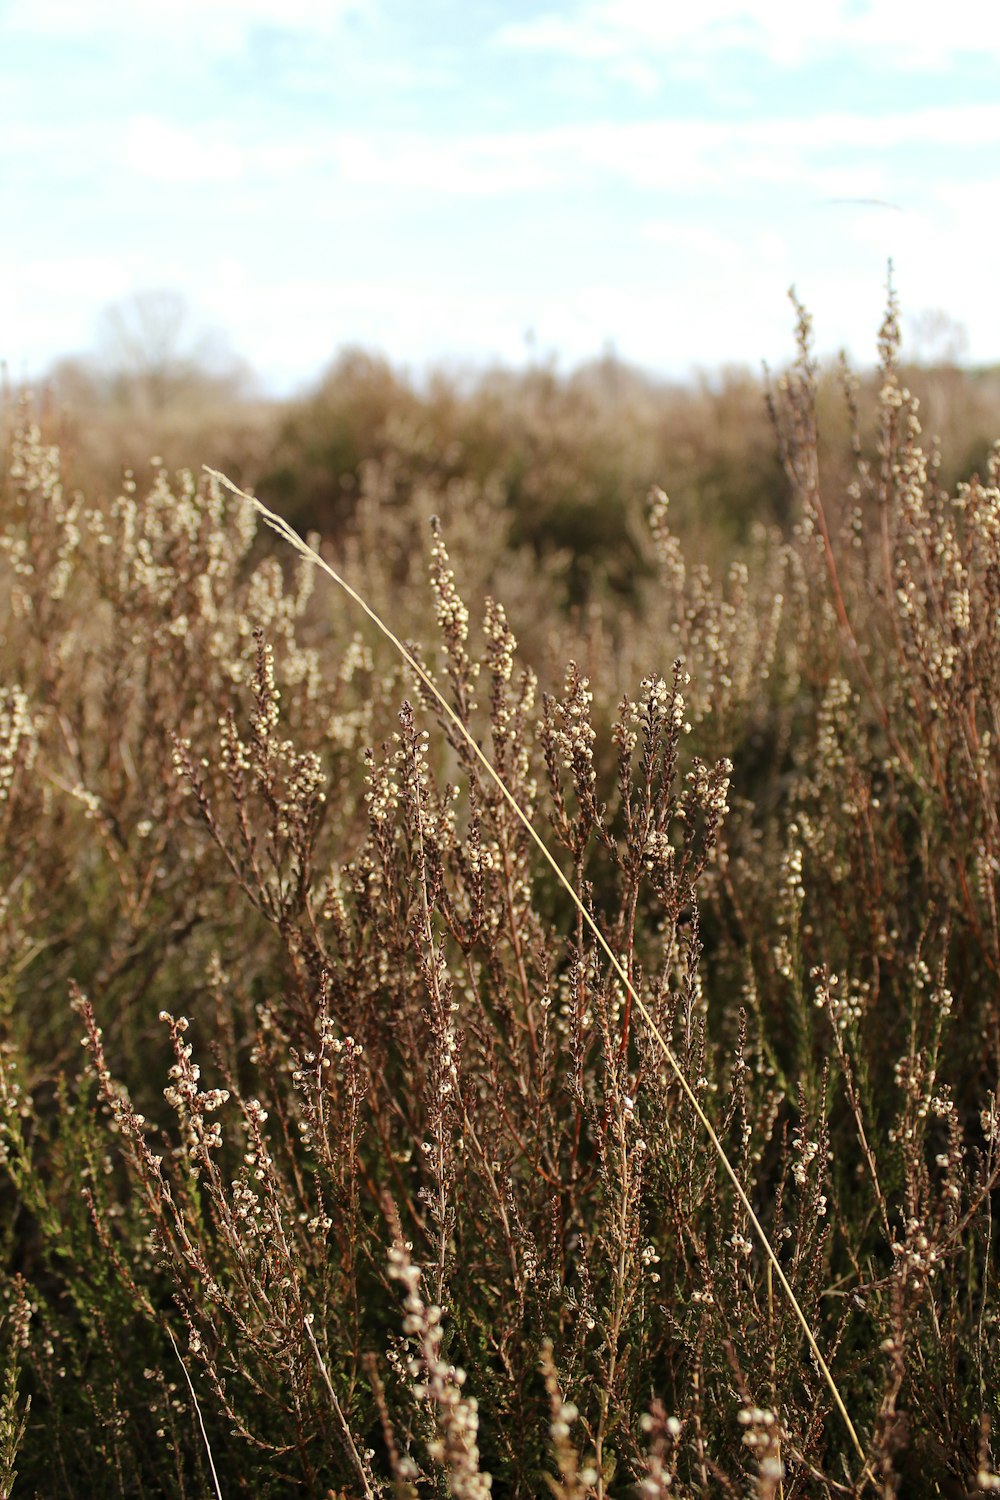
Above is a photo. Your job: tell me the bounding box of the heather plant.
[0,292,999,1498]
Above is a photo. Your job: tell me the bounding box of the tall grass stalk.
[166,1327,223,1500]
[205,466,867,1467]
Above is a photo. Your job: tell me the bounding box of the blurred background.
[3,0,999,583]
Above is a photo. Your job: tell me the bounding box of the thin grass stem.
[206,466,867,1466]
[166,1326,223,1500]
[303,1317,377,1500]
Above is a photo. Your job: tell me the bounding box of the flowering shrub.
[1,294,999,1496]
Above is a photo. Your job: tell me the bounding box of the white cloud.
[4,1,999,388]
[122,117,246,184]
[3,0,372,53]
[198,272,547,382]
[495,2,781,61]
[495,0,1000,74]
[0,254,134,372]
[80,103,999,206]
[282,105,1000,203]
[643,221,791,278]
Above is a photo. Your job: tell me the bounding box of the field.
[2,293,1000,1496]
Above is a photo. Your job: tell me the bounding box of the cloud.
[643,220,790,274]
[122,117,246,184]
[11,86,996,221]
[284,104,1000,202]
[3,0,372,54]
[0,253,134,371]
[322,127,584,195]
[495,2,779,62]
[95,102,1000,202]
[495,0,1000,74]
[5,2,999,386]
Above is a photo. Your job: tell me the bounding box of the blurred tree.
[92,289,254,416]
[907,308,969,368]
[39,291,265,490]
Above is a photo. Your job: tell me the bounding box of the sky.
[2,0,998,393]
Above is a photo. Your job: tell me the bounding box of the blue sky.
[2,0,998,392]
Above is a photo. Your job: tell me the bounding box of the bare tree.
[91,290,254,415]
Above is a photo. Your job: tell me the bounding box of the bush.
[1,291,999,1496]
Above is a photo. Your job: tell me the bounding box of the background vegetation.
[2,292,1000,1496]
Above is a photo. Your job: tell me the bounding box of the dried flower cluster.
[1,293,999,1496]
